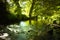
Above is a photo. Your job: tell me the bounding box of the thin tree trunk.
[29,0,35,24]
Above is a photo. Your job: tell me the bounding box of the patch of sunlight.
[9,4,17,14]
[42,17,45,20]
[7,24,21,33]
[7,0,13,6]
[7,0,10,3]
[19,21,28,31]
[21,1,30,17]
[51,14,59,20]
[23,27,32,32]
[38,19,41,21]
[7,28,13,31]
[13,30,17,33]
[25,21,30,26]
[31,20,36,25]
[22,2,27,5]
[8,24,20,28]
[25,8,30,17]
[19,21,32,32]
[38,16,41,21]
[20,21,26,26]
[57,6,60,8]
[9,25,13,27]
[22,10,29,17]
[20,2,27,7]
[53,10,56,13]
[0,33,9,39]
[13,25,20,27]
[7,27,21,33]
[22,12,26,15]
[3,33,9,37]
[51,14,58,18]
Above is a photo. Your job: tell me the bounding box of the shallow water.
[7,20,37,40]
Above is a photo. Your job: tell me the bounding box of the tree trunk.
[29,0,35,24]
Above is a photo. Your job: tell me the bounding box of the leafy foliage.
[0,0,60,40]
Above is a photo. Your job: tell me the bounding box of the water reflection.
[20,21,26,27]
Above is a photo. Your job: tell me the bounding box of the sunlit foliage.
[0,0,60,40]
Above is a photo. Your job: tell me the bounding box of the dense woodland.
[0,0,60,40]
